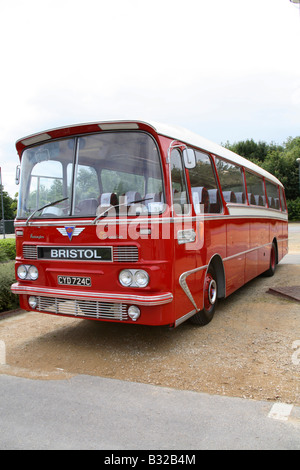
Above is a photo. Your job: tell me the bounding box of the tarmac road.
[0,373,299,451]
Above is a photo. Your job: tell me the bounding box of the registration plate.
[57,275,92,287]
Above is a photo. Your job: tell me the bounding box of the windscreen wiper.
[92,197,151,225]
[25,197,69,225]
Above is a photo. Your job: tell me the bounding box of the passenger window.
[215,158,246,204]
[188,151,222,213]
[170,149,189,215]
[245,171,266,206]
[280,187,287,212]
[265,181,280,210]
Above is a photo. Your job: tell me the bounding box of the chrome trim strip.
[14,210,289,227]
[179,265,208,310]
[11,283,173,306]
[175,309,197,327]
[278,237,289,243]
[223,239,289,263]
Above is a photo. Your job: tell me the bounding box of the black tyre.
[190,266,218,326]
[264,242,277,277]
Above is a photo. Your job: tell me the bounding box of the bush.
[0,261,19,312]
[287,198,300,221]
[0,238,16,262]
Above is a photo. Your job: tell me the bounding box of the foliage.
[0,238,16,262]
[0,261,19,312]
[225,138,280,163]
[225,136,300,202]
[0,241,19,312]
[286,198,300,221]
[0,186,18,219]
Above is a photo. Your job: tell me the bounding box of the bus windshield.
[17,131,165,219]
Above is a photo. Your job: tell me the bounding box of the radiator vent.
[113,246,139,262]
[23,244,38,260]
[37,296,129,321]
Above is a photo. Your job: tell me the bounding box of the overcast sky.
[1,0,300,197]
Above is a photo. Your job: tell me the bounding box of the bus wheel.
[264,242,277,277]
[190,267,218,326]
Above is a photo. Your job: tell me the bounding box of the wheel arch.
[272,237,278,264]
[208,254,226,299]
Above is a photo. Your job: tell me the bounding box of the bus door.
[169,147,199,320]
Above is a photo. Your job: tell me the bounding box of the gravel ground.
[0,224,299,405]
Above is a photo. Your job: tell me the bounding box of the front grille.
[23,244,139,262]
[23,245,38,259]
[36,296,129,321]
[113,246,139,262]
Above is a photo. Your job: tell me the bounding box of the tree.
[0,186,17,219]
[261,137,300,200]
[225,139,278,163]
[261,148,298,200]
[225,136,300,201]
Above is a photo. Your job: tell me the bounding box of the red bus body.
[11,120,288,327]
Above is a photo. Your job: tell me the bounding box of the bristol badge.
[57,226,85,241]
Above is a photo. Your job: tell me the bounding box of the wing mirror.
[15,165,20,185]
[183,148,196,169]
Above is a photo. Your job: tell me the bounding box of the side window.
[265,180,280,210]
[279,187,287,212]
[215,158,246,204]
[245,171,266,206]
[188,151,222,213]
[170,149,188,215]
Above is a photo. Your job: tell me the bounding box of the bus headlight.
[17,265,28,280]
[17,264,39,280]
[134,270,149,288]
[119,269,149,288]
[28,265,39,280]
[119,269,133,287]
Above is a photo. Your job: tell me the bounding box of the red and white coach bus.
[11,120,288,327]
